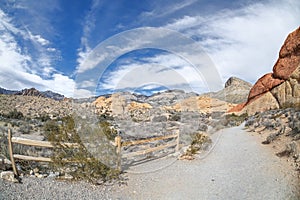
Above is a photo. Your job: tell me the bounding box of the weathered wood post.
[7,124,19,176]
[115,136,122,171]
[176,130,180,152]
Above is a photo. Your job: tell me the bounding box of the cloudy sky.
[0,0,299,97]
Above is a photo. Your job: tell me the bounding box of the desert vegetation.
[245,108,300,172]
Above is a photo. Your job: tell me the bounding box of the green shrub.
[46,116,119,184]
[5,109,24,119]
[99,121,118,141]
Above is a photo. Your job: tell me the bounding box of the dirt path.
[109,124,299,200]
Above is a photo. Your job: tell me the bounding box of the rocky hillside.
[230,27,300,114]
[93,90,235,118]
[0,95,74,119]
[204,77,252,104]
[245,108,300,173]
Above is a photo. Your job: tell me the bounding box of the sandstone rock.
[274,27,300,79]
[242,92,280,115]
[0,155,12,171]
[0,171,19,183]
[64,173,73,180]
[169,96,235,113]
[36,173,47,178]
[230,27,300,114]
[271,66,300,108]
[247,73,284,102]
[47,172,60,178]
[33,167,39,174]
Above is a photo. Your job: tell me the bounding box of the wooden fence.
[7,124,179,176]
[7,124,79,176]
[115,130,179,170]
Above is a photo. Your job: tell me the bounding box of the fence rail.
[7,124,80,177]
[115,130,180,170]
[7,124,180,176]
[11,137,79,148]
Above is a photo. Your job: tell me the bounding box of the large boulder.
[247,73,284,102]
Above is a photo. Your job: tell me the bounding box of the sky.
[0,0,299,97]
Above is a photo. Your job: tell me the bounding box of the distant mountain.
[203,77,252,104]
[41,90,65,101]
[15,88,45,97]
[0,87,65,101]
[0,87,17,95]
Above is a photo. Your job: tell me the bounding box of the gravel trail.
[1,124,299,199]
[110,124,300,200]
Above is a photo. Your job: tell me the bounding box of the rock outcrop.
[164,96,235,114]
[15,88,44,97]
[204,77,252,104]
[230,27,300,114]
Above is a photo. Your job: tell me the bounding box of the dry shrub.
[46,116,120,184]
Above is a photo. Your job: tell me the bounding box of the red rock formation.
[229,27,300,113]
[247,73,284,102]
[273,27,300,79]
[228,102,246,113]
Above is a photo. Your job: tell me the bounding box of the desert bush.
[169,113,181,121]
[37,114,51,122]
[46,116,119,183]
[245,116,255,127]
[99,121,118,141]
[19,124,32,134]
[5,109,24,119]
[0,135,9,159]
[198,123,208,132]
[43,120,60,140]
[223,113,248,127]
[181,132,212,158]
[261,120,277,130]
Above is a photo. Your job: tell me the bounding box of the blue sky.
[0,0,299,97]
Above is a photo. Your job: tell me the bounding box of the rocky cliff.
[204,77,252,104]
[230,27,300,114]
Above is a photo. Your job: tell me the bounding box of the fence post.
[176,130,180,152]
[115,136,122,171]
[7,124,19,176]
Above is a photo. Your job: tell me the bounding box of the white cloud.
[77,0,102,73]
[75,27,221,96]
[140,0,197,19]
[0,8,76,97]
[164,0,300,83]
[47,47,56,52]
[29,33,50,46]
[99,54,208,94]
[73,89,93,98]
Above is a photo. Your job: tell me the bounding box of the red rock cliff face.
[230,27,300,113]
